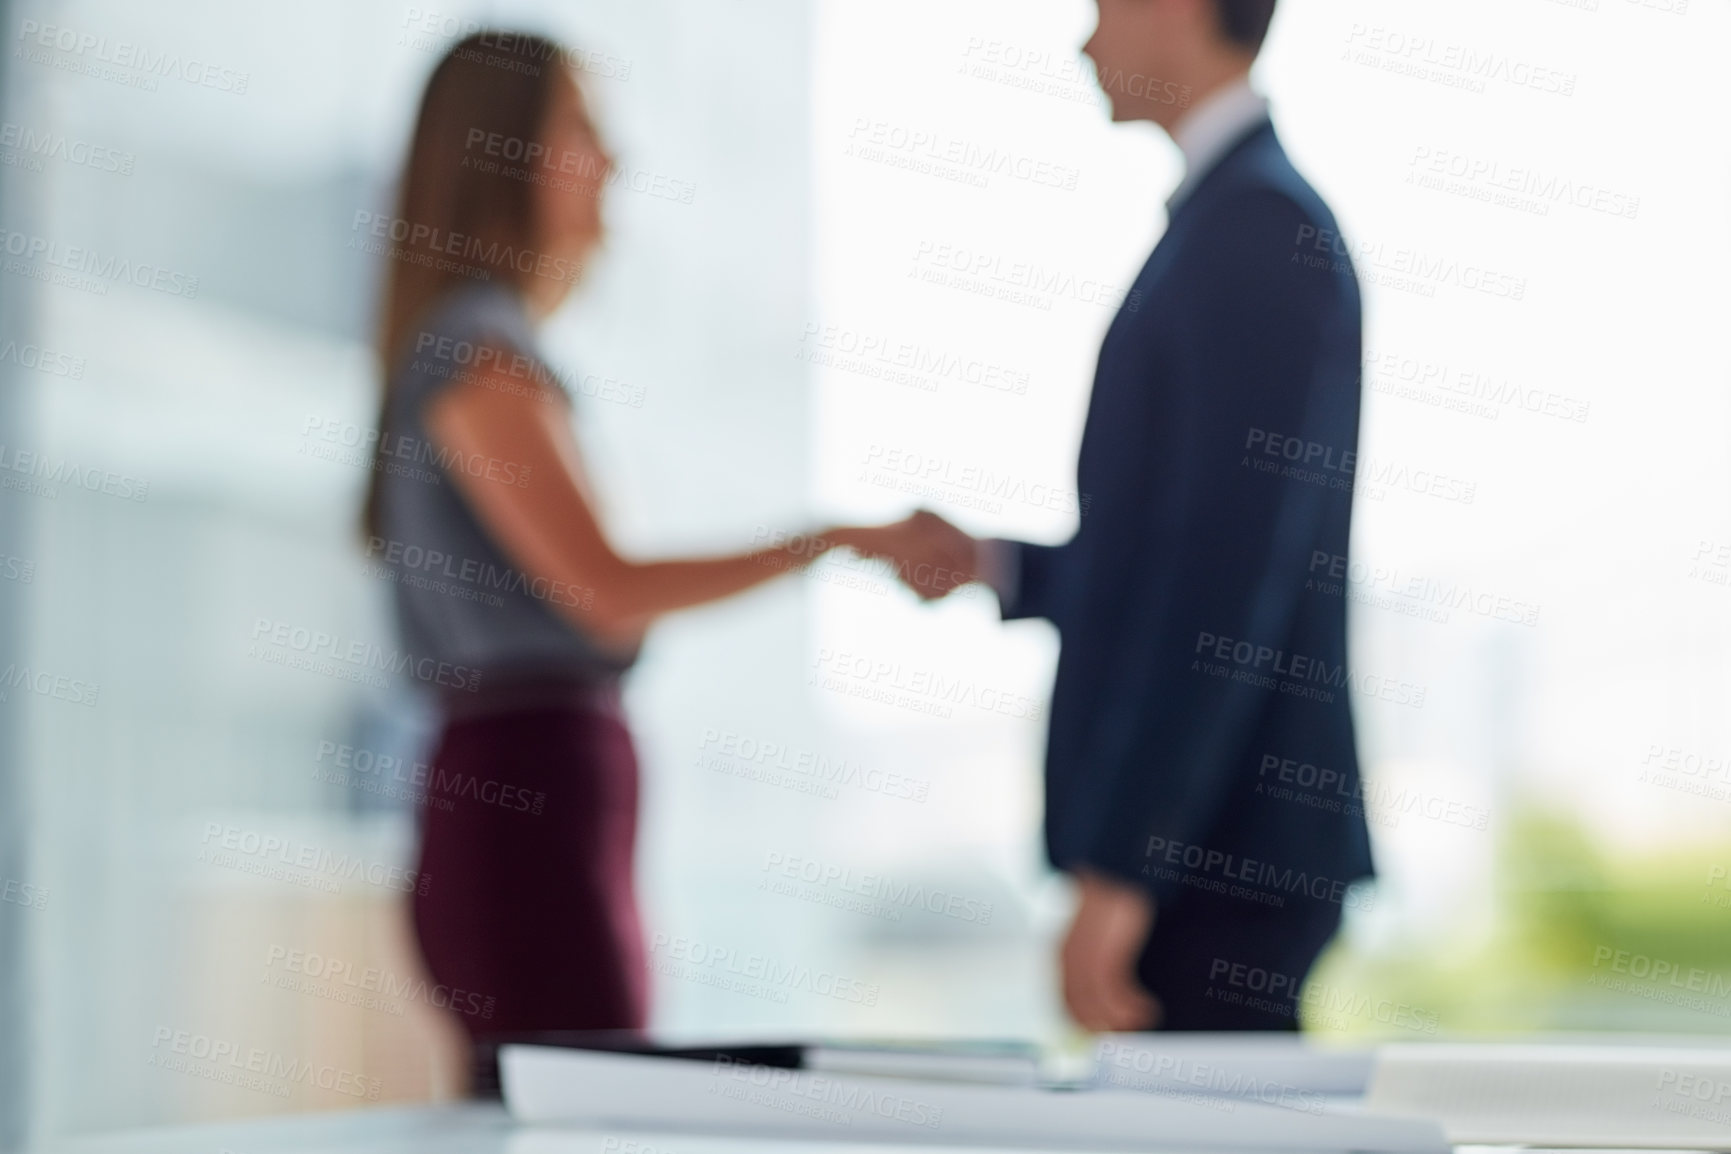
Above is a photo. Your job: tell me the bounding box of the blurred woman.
[365,31,966,1080]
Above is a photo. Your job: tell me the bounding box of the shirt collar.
[1166,75,1270,213]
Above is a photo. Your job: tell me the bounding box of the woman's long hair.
[362,31,575,539]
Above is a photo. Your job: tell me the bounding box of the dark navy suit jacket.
[1002,121,1374,907]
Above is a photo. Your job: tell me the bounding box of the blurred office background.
[0,0,1725,1146]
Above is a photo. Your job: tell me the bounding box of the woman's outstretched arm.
[423,354,971,648]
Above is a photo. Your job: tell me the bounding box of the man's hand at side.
[1061,868,1162,1032]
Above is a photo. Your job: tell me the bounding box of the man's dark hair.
[1213,0,1278,53]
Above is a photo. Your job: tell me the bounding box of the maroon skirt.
[410,683,647,1043]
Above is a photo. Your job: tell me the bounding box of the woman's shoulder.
[391,282,566,408]
[415,280,536,358]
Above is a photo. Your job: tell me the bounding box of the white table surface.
[34,1103,1348,1154]
[15,1103,1622,1154]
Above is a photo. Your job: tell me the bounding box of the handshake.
[825,510,988,602]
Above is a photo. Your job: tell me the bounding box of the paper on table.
[502,1045,1451,1153]
[805,1039,1042,1086]
[1364,1041,1731,1147]
[1091,1033,1375,1101]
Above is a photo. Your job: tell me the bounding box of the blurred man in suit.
[965,0,1374,1031]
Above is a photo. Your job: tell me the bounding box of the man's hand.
[832,510,980,601]
[1060,869,1162,1032]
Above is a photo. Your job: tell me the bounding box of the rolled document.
[502,1044,1450,1152]
[1365,1042,1731,1146]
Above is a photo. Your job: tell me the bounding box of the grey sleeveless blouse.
[374,281,634,697]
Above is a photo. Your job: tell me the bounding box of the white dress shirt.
[1165,75,1271,212]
